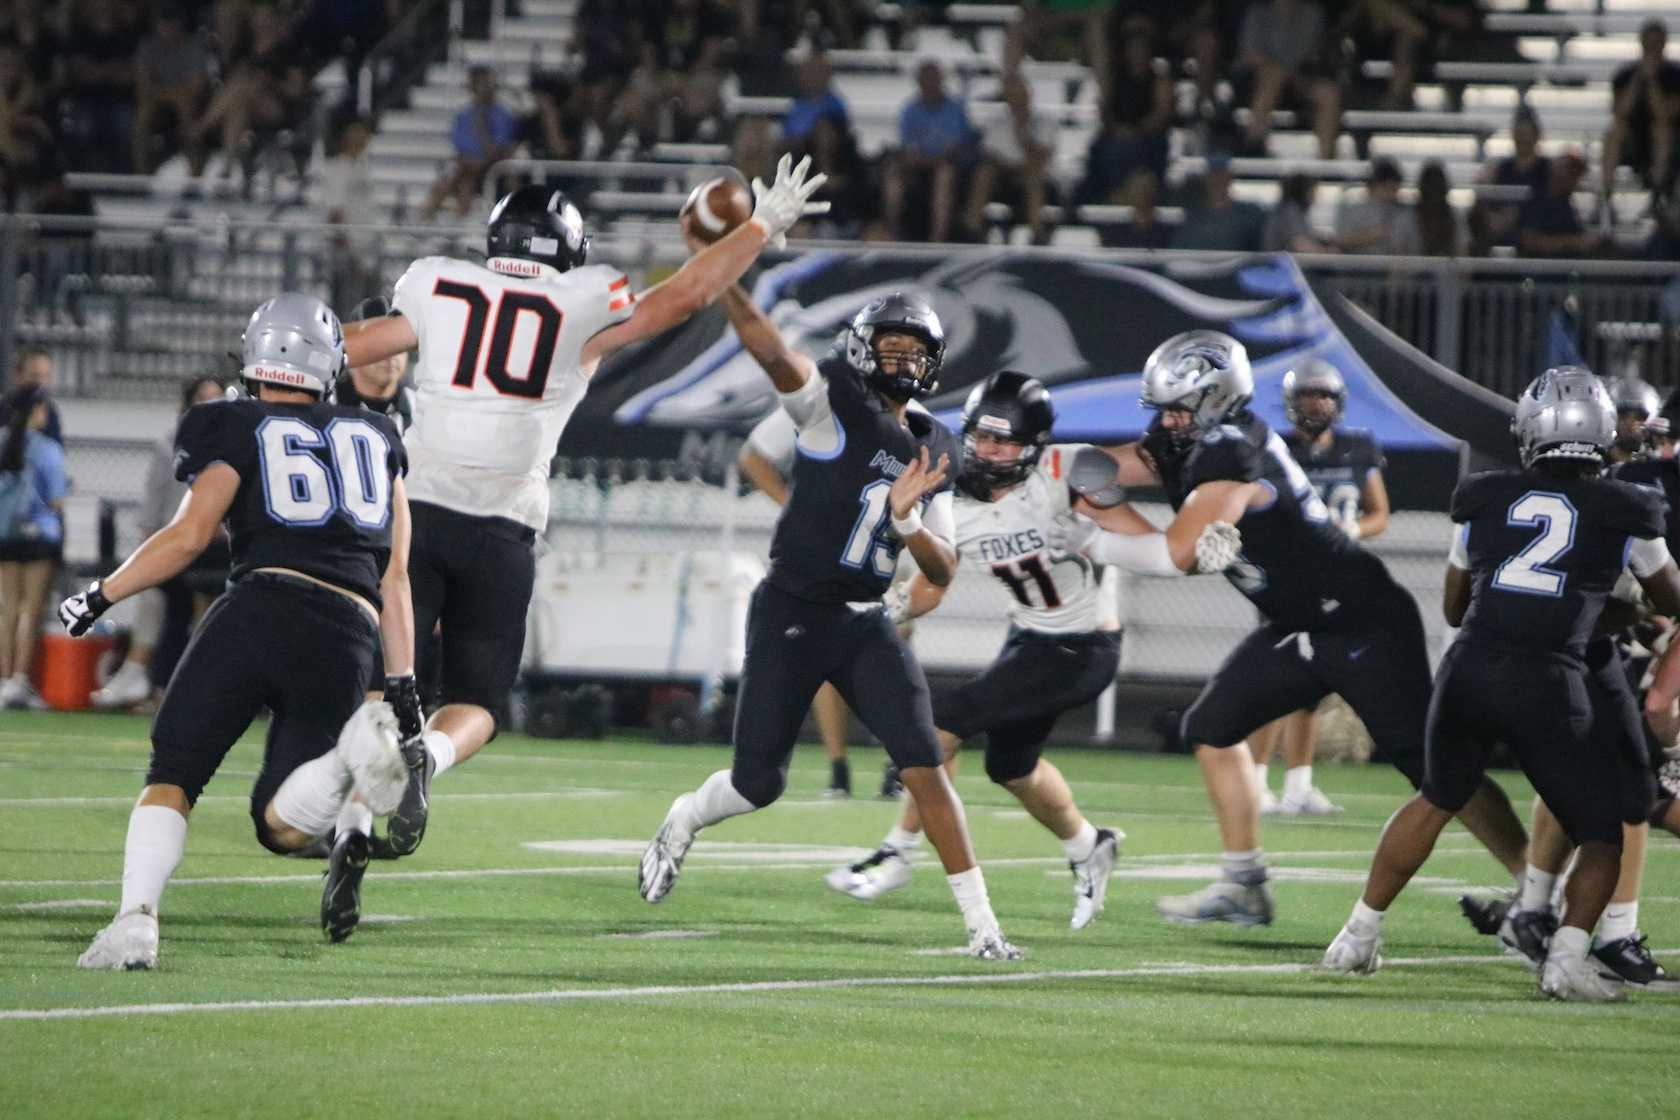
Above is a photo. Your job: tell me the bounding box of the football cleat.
[76,906,160,970]
[335,700,408,816]
[1498,907,1557,970]
[1156,879,1275,928]
[1541,947,1627,1003]
[1458,892,1511,937]
[879,764,904,800]
[820,785,851,800]
[1321,924,1383,975]
[638,796,696,904]
[1592,935,1669,985]
[1258,788,1281,816]
[1070,827,1123,931]
[90,661,153,710]
[967,924,1025,961]
[824,846,912,901]
[1278,787,1343,816]
[321,830,370,943]
[378,737,435,858]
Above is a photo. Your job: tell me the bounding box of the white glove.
[882,582,914,626]
[1192,521,1242,574]
[59,580,112,637]
[749,154,831,248]
[1046,512,1101,558]
[1659,754,1680,799]
[1336,514,1362,541]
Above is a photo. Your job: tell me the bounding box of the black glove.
[59,580,112,638]
[385,672,424,741]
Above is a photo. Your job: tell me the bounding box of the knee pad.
[729,761,787,809]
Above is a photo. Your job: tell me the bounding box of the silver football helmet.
[1512,366,1615,467]
[1606,375,1660,420]
[1282,358,1346,431]
[241,292,346,398]
[1140,330,1254,440]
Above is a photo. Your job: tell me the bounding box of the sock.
[678,769,757,834]
[1254,763,1270,793]
[1220,849,1267,886]
[884,824,922,856]
[1062,820,1099,863]
[947,866,997,932]
[118,805,188,915]
[1596,901,1639,946]
[269,751,352,837]
[1519,863,1557,913]
[1550,924,1590,961]
[336,797,373,839]
[422,729,457,778]
[1348,898,1385,935]
[1283,765,1313,800]
[829,758,850,791]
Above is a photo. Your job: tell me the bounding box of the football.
[679,170,753,244]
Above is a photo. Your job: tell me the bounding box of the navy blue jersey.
[1143,412,1396,631]
[174,398,407,607]
[1612,457,1680,558]
[766,357,961,604]
[1452,469,1665,658]
[1282,427,1385,526]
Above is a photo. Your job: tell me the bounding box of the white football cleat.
[638,795,696,904]
[77,906,160,970]
[1321,924,1383,974]
[1279,787,1343,817]
[967,923,1025,961]
[90,661,152,709]
[1541,948,1627,1003]
[1070,827,1122,931]
[1156,879,1275,927]
[1258,788,1281,816]
[335,700,407,816]
[824,846,911,901]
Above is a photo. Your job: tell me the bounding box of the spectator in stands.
[733,114,777,186]
[1334,1,1428,111]
[1099,167,1175,250]
[0,384,66,711]
[4,349,62,444]
[133,4,210,175]
[1263,173,1334,253]
[613,0,732,150]
[525,73,585,165]
[793,116,872,238]
[1645,189,1680,261]
[782,53,848,149]
[1470,105,1551,254]
[574,0,635,158]
[1335,157,1419,254]
[189,4,314,182]
[1415,160,1463,257]
[321,113,378,311]
[1171,153,1265,251]
[1233,0,1340,160]
[1520,151,1609,259]
[1603,18,1680,197]
[1082,20,1173,207]
[884,59,973,243]
[963,71,1053,244]
[0,41,51,203]
[60,0,141,173]
[422,65,518,221]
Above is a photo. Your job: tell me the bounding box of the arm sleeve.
[1090,530,1180,577]
[745,409,798,476]
[1447,523,1470,570]
[778,374,841,456]
[922,490,955,546]
[1629,535,1673,579]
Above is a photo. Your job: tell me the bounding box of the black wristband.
[385,672,424,740]
[86,580,112,616]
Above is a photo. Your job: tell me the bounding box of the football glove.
[749,154,831,248]
[882,582,914,626]
[59,580,112,637]
[1192,521,1243,574]
[1047,512,1101,558]
[384,673,424,742]
[1659,752,1680,799]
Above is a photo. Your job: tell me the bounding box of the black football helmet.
[959,370,1055,489]
[842,292,945,401]
[486,185,589,273]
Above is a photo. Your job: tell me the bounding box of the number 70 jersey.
[391,256,634,531]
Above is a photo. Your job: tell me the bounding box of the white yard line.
[0,790,620,808]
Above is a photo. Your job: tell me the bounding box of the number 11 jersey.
[391,256,634,531]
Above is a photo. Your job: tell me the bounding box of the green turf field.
[1,712,1675,1118]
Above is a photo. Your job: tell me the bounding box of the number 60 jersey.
[174,398,407,606]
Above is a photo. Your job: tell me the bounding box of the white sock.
[884,825,922,856]
[678,769,757,834]
[1519,863,1557,913]
[1596,901,1639,945]
[1549,924,1590,961]
[422,729,457,778]
[1348,898,1385,935]
[1283,765,1313,800]
[947,866,997,932]
[336,797,373,839]
[1220,849,1266,884]
[1253,763,1270,793]
[1062,820,1098,863]
[269,751,352,838]
[118,805,188,915]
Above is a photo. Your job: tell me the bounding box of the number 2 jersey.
[1449,469,1666,658]
[1282,426,1384,526]
[952,445,1102,634]
[174,398,407,607]
[1143,412,1396,632]
[391,256,634,531]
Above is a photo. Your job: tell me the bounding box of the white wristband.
[892,507,924,538]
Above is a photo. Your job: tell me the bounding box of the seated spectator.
[1335,157,1419,254]
[963,71,1053,244]
[1414,160,1463,257]
[0,384,67,711]
[1470,105,1551,253]
[782,53,848,149]
[133,4,210,174]
[525,73,584,164]
[60,0,141,173]
[1263,173,1333,253]
[189,3,310,181]
[1233,0,1340,160]
[792,116,873,238]
[573,0,635,158]
[1520,152,1609,259]
[1099,167,1176,250]
[422,65,518,221]
[612,0,732,150]
[0,41,51,197]
[733,114,777,186]
[1081,21,1173,206]
[321,114,378,311]
[1644,189,1680,261]
[1171,154,1265,251]
[884,60,974,243]
[1334,1,1428,111]
[1603,19,1680,196]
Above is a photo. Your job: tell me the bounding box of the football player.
[1076,330,1529,928]
[1325,367,1680,1001]
[822,370,1242,930]
[63,294,419,967]
[336,297,415,435]
[638,284,1023,959]
[342,157,829,857]
[1249,360,1389,817]
[1605,375,1664,466]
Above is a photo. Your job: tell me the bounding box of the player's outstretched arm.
[717,283,817,393]
[1166,481,1257,572]
[344,315,419,368]
[378,477,416,680]
[890,447,958,586]
[59,466,240,636]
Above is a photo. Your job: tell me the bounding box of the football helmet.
[1140,330,1253,445]
[1606,375,1663,454]
[842,292,945,401]
[1281,358,1346,436]
[959,370,1055,489]
[487,185,589,274]
[241,292,345,399]
[1512,366,1614,467]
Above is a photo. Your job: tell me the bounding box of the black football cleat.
[1498,907,1557,970]
[879,764,904,800]
[321,830,370,943]
[1592,935,1669,985]
[1458,893,1511,937]
[374,738,435,859]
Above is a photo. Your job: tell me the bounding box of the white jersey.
[392,255,634,530]
[954,444,1104,634]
